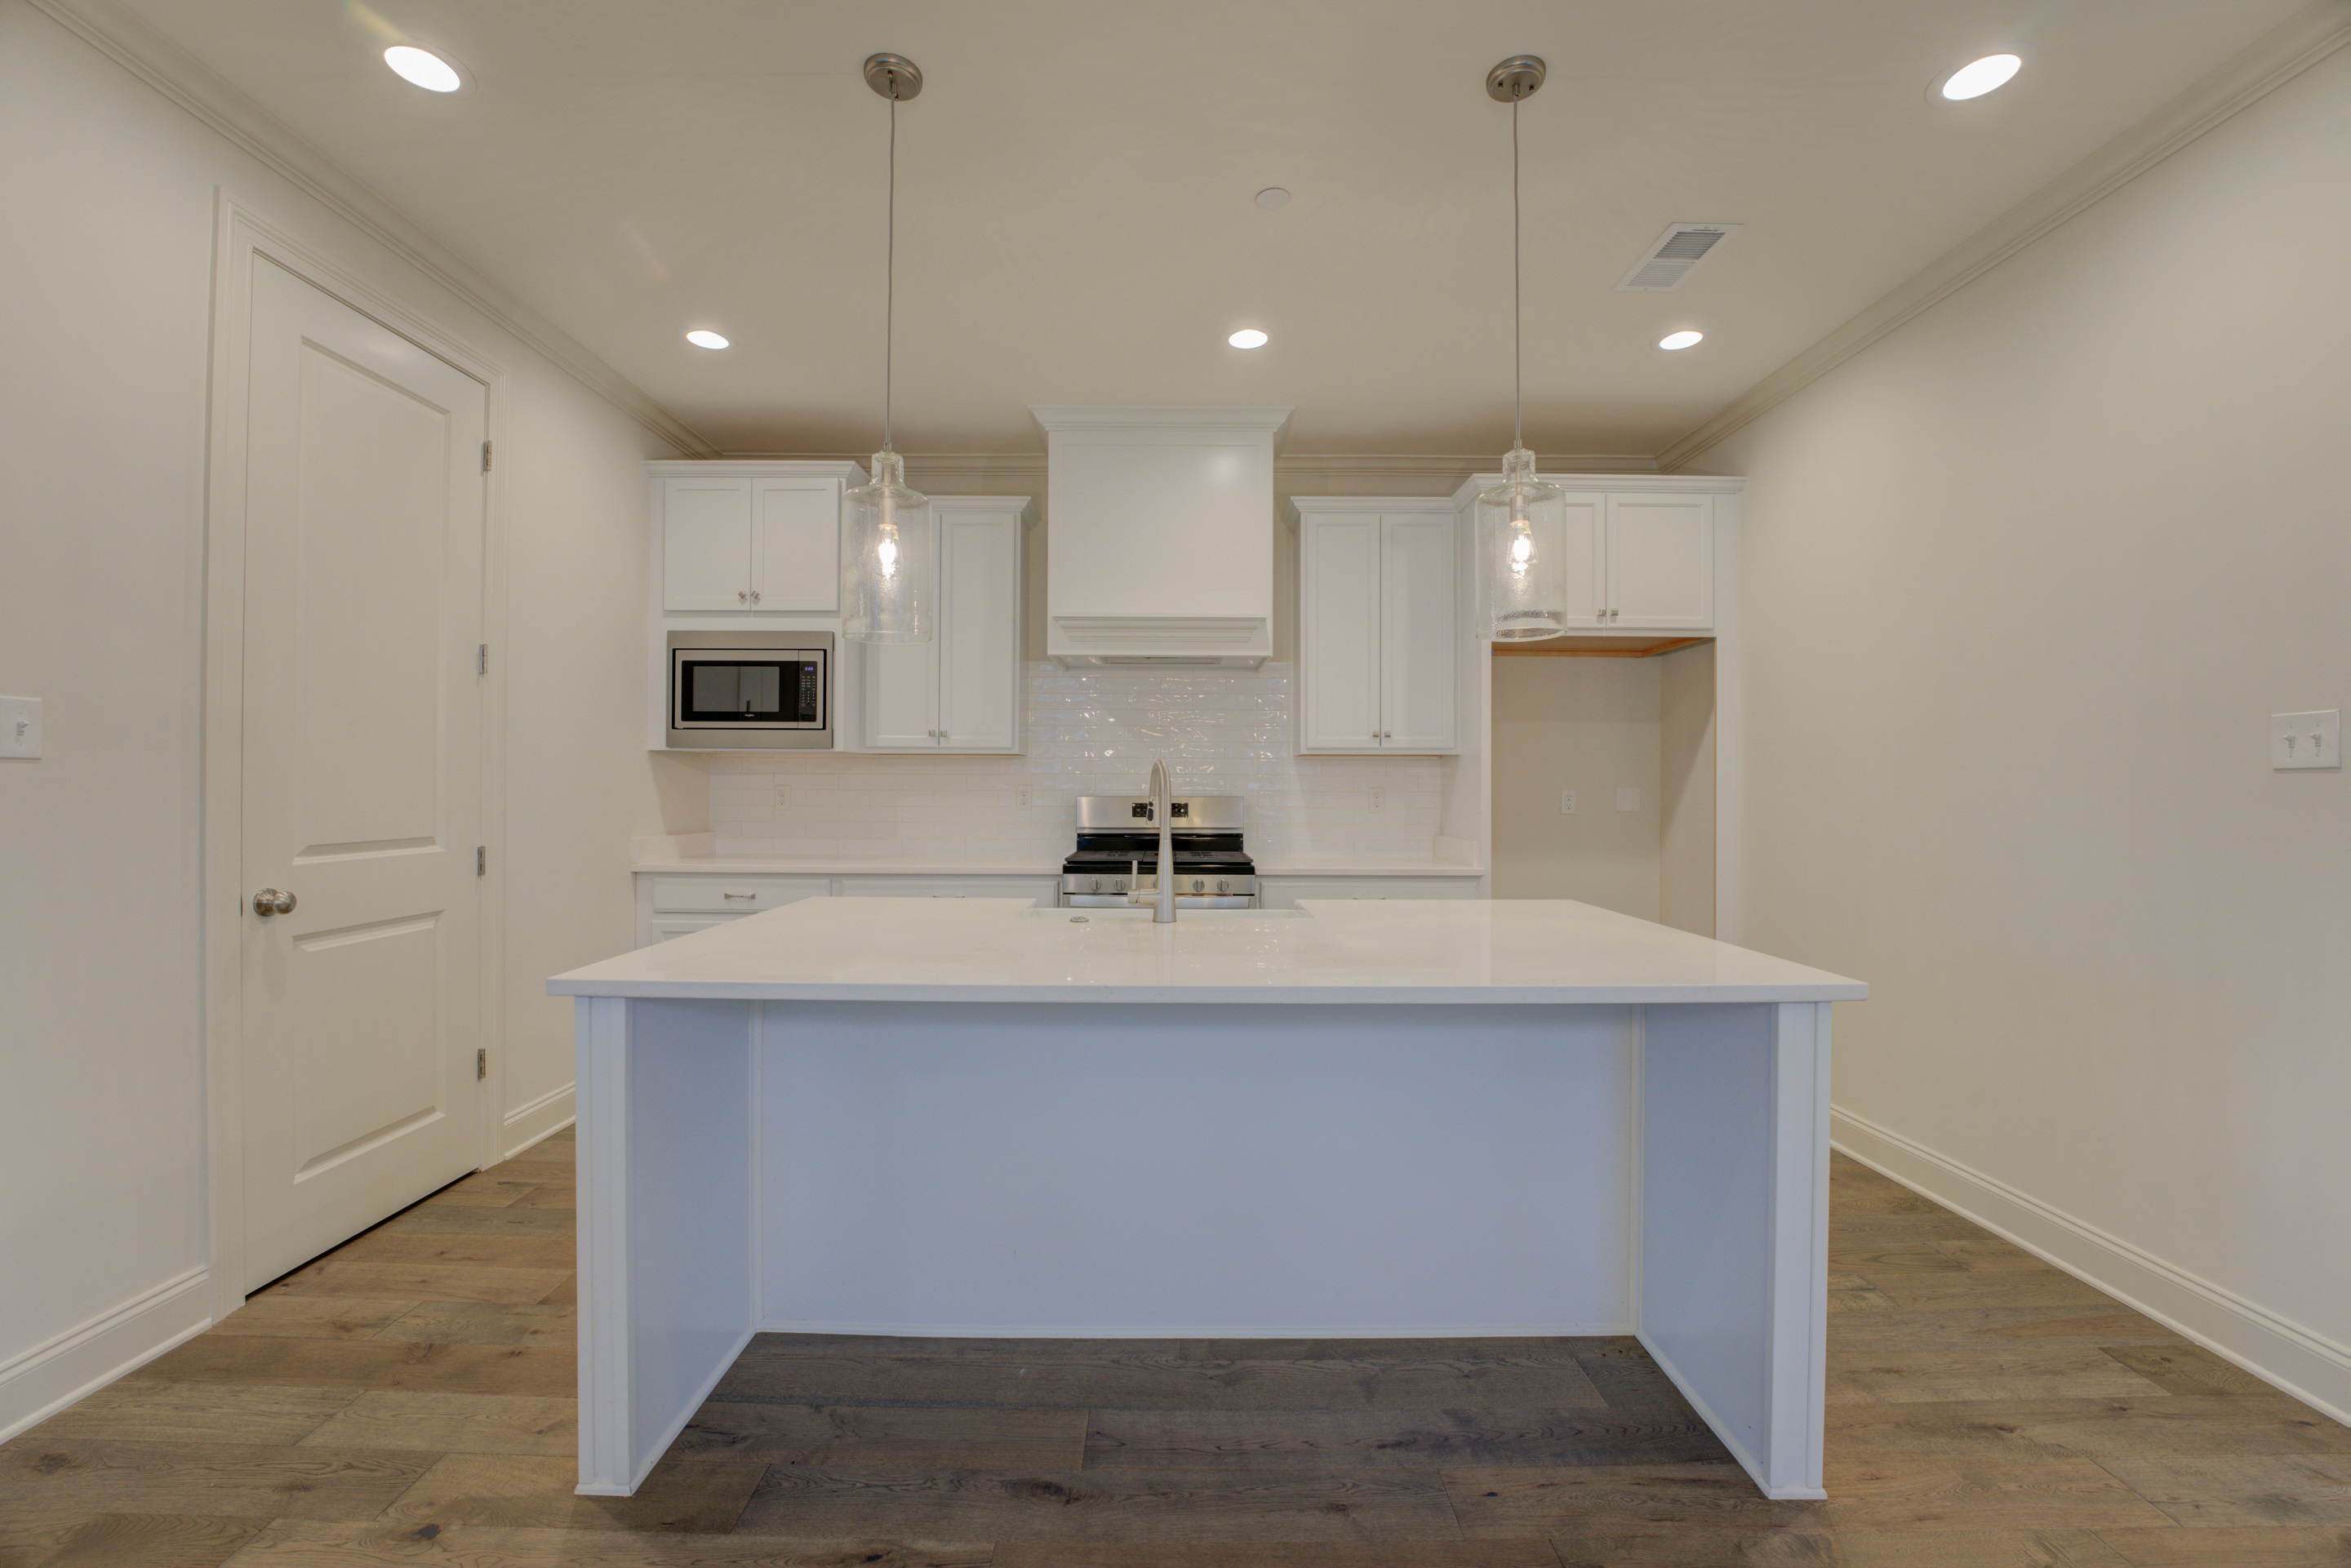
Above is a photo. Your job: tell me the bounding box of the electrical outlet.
[1616,787,1642,811]
[2272,710,2340,770]
[1559,790,1576,815]
[1369,787,1385,810]
[776,783,790,806]
[0,696,40,760]
[1016,784,1033,807]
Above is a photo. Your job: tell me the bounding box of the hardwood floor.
[5,1135,2348,1566]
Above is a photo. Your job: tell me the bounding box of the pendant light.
[1474,55,1569,642]
[841,52,934,643]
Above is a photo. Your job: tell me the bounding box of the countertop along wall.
[0,0,687,1437]
[1696,42,2351,1419]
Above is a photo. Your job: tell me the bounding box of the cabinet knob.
[749,589,762,603]
[737,589,748,602]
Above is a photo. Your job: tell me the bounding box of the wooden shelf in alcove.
[1491,635,1713,659]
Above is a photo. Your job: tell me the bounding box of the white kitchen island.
[549,898,1864,1502]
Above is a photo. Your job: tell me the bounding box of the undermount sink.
[1024,906,1310,921]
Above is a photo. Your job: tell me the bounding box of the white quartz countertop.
[631,853,1482,878]
[551,898,1864,1005]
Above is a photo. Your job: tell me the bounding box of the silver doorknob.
[253,888,296,917]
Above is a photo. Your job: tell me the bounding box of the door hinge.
[476,845,487,877]
[476,1047,487,1081]
[481,439,493,473]
[477,642,488,677]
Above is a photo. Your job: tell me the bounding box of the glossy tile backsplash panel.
[709,662,1447,866]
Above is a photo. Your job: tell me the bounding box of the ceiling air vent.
[1615,223,1742,292]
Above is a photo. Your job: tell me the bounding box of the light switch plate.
[1616,787,1642,811]
[2272,710,2340,770]
[0,696,40,759]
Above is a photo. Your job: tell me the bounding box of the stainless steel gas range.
[1058,794,1259,909]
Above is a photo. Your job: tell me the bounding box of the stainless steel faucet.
[1129,758,1176,923]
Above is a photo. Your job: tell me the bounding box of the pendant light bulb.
[1475,56,1568,641]
[842,53,934,643]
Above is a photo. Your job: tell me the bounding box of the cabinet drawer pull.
[722,891,758,900]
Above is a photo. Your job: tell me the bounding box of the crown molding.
[727,451,1659,493]
[25,0,721,459]
[1657,0,2351,472]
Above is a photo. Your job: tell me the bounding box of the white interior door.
[239,258,487,1290]
[1300,512,1381,750]
[751,478,839,612]
[1607,493,1714,628]
[1379,513,1457,751]
[661,477,752,611]
[937,507,1020,751]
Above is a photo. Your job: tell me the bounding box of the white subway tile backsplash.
[708,662,1447,866]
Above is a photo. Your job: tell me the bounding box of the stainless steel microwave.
[666,631,833,749]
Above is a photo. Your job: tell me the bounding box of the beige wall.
[1703,46,2351,1416]
[0,0,675,1431]
[1491,658,1664,917]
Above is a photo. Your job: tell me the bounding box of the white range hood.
[1033,405,1291,667]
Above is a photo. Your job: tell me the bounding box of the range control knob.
[1113,877,1127,892]
[1217,878,1229,894]
[1191,878,1205,894]
[1089,877,1102,893]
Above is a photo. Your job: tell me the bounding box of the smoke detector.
[1615,224,1742,292]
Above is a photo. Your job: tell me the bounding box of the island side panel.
[756,1001,1637,1336]
[576,997,755,1495]
[1638,1000,1830,1500]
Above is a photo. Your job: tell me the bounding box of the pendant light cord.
[884,89,897,454]
[1511,89,1522,453]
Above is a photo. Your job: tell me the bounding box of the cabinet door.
[862,635,938,749]
[1379,513,1456,750]
[937,508,1021,752]
[751,478,840,612]
[1607,493,1713,629]
[1553,491,1607,629]
[662,478,753,611]
[1299,512,1382,751]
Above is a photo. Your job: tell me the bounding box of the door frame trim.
[201,192,510,1321]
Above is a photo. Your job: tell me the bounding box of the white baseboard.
[0,1266,214,1443]
[503,1083,576,1162]
[1833,1107,2351,1427]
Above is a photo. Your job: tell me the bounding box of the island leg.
[1638,1001,1832,1499]
[575,997,755,1495]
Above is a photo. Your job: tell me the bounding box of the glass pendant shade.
[841,450,933,642]
[1477,447,1568,641]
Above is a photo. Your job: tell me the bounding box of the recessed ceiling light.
[383,45,461,93]
[1659,331,1704,351]
[685,330,730,350]
[1938,53,2022,102]
[1255,188,1291,210]
[1228,328,1269,349]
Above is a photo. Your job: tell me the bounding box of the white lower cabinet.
[1291,499,1459,754]
[633,872,1055,946]
[1259,876,1484,907]
[859,497,1029,752]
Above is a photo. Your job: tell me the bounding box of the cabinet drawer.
[836,876,1056,903]
[1260,877,1483,907]
[648,875,831,913]
[642,915,736,948]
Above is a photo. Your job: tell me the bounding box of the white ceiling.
[121,0,2307,456]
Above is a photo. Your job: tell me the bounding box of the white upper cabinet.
[752,478,841,612]
[1295,500,1458,754]
[661,476,756,611]
[1604,493,1713,629]
[1553,492,1608,629]
[859,497,1029,753]
[655,464,856,613]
